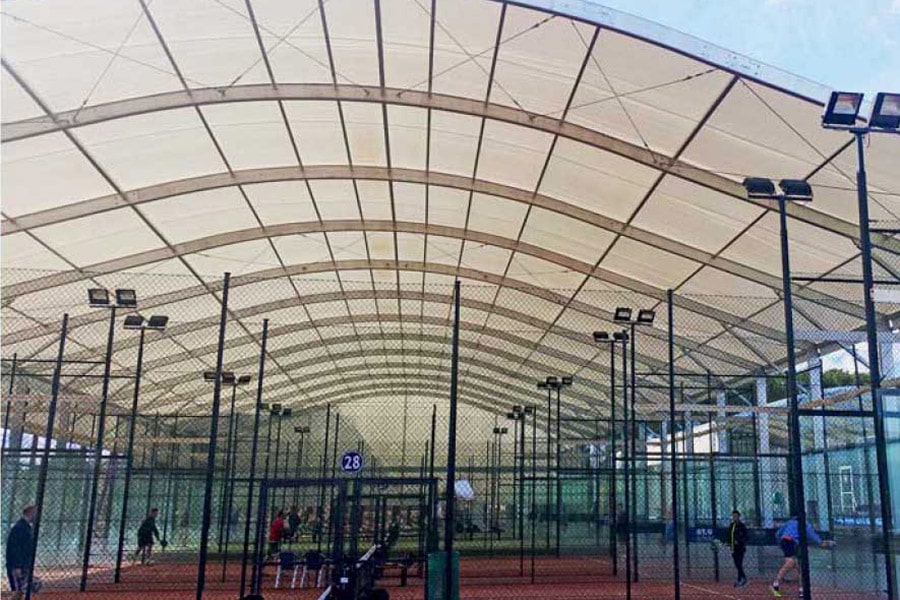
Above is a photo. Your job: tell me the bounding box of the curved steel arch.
[255,369,656,429]
[9,257,760,372]
[0,218,818,368]
[260,382,597,440]
[0,82,874,251]
[237,369,601,426]
[0,165,863,324]
[91,298,664,381]
[141,326,618,407]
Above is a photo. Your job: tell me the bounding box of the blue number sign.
[340,451,364,473]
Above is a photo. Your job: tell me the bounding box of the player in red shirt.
[268,510,286,557]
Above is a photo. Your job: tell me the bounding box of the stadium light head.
[506,412,516,420]
[294,425,310,434]
[778,179,813,202]
[561,376,573,386]
[524,406,534,415]
[742,177,777,200]
[259,403,270,411]
[637,309,656,325]
[88,288,110,307]
[512,405,522,414]
[123,315,145,330]
[281,408,293,417]
[613,307,632,322]
[221,371,236,384]
[870,92,900,130]
[501,427,508,434]
[593,331,610,343]
[146,315,168,331]
[545,376,559,386]
[537,382,548,390]
[203,371,217,382]
[271,403,283,414]
[613,331,629,342]
[237,374,252,385]
[493,427,502,434]
[115,289,138,308]
[822,91,864,127]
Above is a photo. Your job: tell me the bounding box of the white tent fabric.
[1,0,898,417]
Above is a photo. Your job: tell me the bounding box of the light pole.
[80,288,137,592]
[822,91,899,600]
[743,176,814,600]
[593,330,629,576]
[536,380,552,549]
[536,375,572,556]
[613,307,655,582]
[293,425,310,501]
[491,426,508,547]
[506,408,522,541]
[204,371,251,579]
[114,314,168,583]
[263,404,292,513]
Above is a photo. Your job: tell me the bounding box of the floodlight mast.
[822,90,898,600]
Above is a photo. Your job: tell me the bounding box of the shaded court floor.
[32,555,886,600]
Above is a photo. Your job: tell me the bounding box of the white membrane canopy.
[2,0,898,420]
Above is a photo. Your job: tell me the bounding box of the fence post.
[242,318,269,597]
[445,279,461,600]
[79,306,117,592]
[25,315,68,600]
[667,290,681,600]
[195,272,231,600]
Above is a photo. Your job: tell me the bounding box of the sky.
[593,0,899,98]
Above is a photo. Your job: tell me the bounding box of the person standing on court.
[5,505,36,600]
[728,510,748,588]
[771,515,835,597]
[134,507,164,565]
[268,509,286,557]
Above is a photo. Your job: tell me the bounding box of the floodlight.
[88,288,110,307]
[203,371,217,382]
[742,177,776,200]
[294,425,311,433]
[281,408,292,417]
[221,371,236,384]
[561,376,573,386]
[637,309,656,325]
[146,315,168,330]
[613,331,628,342]
[822,91,864,127]
[870,92,900,130]
[500,427,508,434]
[593,331,610,343]
[123,315,145,330]
[507,412,516,419]
[115,289,137,307]
[237,374,252,385]
[613,307,632,322]
[260,403,270,411]
[546,376,559,386]
[512,405,522,413]
[778,179,813,202]
[493,427,502,434]
[271,403,283,413]
[537,382,548,390]
[524,406,534,414]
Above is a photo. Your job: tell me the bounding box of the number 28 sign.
[340,451,364,473]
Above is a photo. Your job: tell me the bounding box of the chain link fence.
[1,266,896,599]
